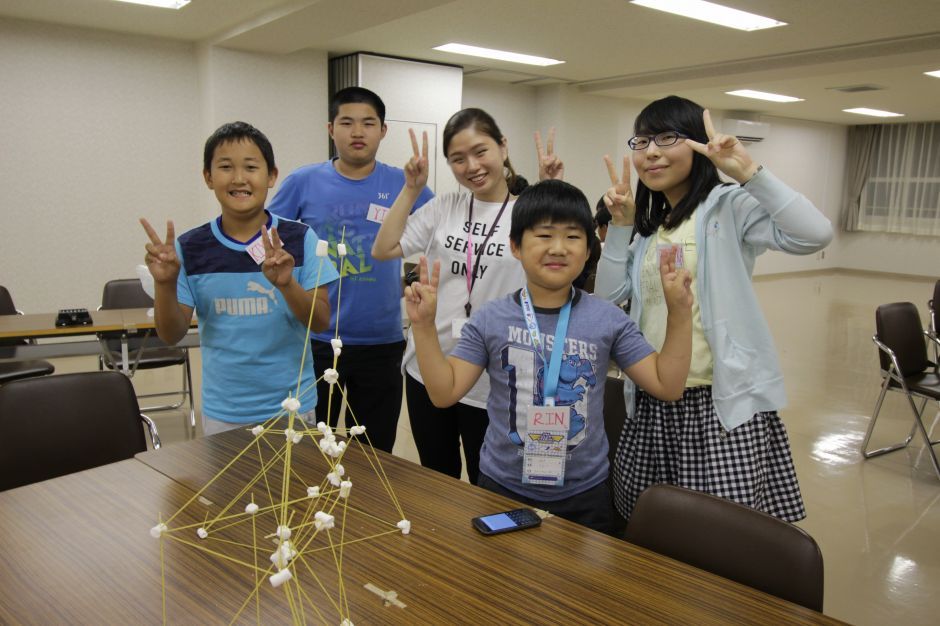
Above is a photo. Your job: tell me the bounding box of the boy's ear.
[327,122,334,139]
[267,167,279,188]
[509,238,522,261]
[203,169,213,189]
[380,123,388,140]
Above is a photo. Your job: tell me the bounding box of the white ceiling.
[3,0,939,125]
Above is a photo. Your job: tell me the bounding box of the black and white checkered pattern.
[612,386,806,523]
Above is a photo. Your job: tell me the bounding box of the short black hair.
[594,198,612,227]
[203,121,275,173]
[510,180,597,249]
[329,87,386,124]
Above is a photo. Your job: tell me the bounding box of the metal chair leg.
[862,378,917,458]
[906,394,940,479]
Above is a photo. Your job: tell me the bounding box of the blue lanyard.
[520,287,572,406]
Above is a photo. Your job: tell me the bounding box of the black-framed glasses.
[627,131,689,151]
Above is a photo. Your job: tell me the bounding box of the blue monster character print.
[535,353,597,440]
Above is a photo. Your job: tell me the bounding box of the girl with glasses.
[373,108,563,484]
[595,95,832,523]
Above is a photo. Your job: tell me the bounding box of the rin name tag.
[366,203,390,225]
[246,237,267,265]
[522,404,570,486]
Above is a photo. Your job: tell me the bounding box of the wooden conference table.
[0,426,844,625]
[0,307,198,373]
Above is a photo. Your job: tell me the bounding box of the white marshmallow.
[339,480,352,499]
[340,620,354,626]
[335,464,345,476]
[317,421,329,434]
[315,239,329,257]
[281,396,301,412]
[276,525,292,540]
[150,523,167,539]
[337,441,347,453]
[333,347,342,357]
[284,428,296,441]
[245,502,260,515]
[337,243,348,257]
[269,568,293,588]
[314,511,335,530]
[251,425,264,437]
[327,471,341,487]
[322,368,339,385]
[292,432,303,445]
[270,541,298,568]
[196,527,208,539]
[349,425,366,436]
[307,486,320,498]
[330,338,343,349]
[397,519,411,535]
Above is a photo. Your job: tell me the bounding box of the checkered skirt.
[612,386,806,523]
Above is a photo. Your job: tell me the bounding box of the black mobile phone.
[472,508,542,535]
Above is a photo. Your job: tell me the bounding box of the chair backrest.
[101,278,153,310]
[875,302,929,375]
[930,280,940,331]
[0,371,148,491]
[624,484,824,612]
[0,285,17,316]
[603,375,627,467]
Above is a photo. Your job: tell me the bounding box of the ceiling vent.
[725,118,770,143]
[826,84,884,93]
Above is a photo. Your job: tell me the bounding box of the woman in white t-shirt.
[373,108,563,483]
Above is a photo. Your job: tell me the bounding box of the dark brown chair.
[98,278,195,438]
[624,484,824,612]
[0,286,55,384]
[0,371,160,491]
[929,280,939,360]
[862,302,940,479]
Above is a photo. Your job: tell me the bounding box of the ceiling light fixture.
[925,70,940,78]
[433,43,564,67]
[726,89,803,103]
[112,0,191,8]
[630,0,786,31]
[843,108,904,118]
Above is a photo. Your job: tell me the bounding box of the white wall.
[0,18,328,311]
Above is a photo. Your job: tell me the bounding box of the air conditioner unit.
[724,118,770,143]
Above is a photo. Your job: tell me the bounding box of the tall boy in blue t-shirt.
[268,87,433,452]
[404,179,692,534]
[141,121,339,436]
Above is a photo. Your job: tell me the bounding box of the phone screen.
[478,513,517,531]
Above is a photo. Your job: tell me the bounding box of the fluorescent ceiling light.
[630,0,786,31]
[112,0,191,8]
[925,70,940,78]
[433,43,564,67]
[843,108,904,118]
[726,89,803,103]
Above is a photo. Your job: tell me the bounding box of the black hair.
[442,108,528,195]
[510,180,597,250]
[594,198,612,227]
[203,121,276,173]
[329,87,386,124]
[632,95,724,237]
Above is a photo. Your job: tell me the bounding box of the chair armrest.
[140,412,162,449]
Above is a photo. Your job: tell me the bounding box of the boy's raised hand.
[535,128,564,180]
[261,225,295,288]
[603,154,636,226]
[404,256,440,327]
[404,128,429,190]
[658,245,693,312]
[140,218,181,285]
[685,110,760,185]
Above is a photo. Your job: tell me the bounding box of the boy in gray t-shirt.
[404,180,692,534]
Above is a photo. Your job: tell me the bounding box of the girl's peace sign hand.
[603,155,636,226]
[404,128,429,190]
[140,218,181,285]
[404,256,440,327]
[685,110,760,185]
[535,128,564,180]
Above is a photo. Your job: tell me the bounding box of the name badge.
[366,203,390,225]
[451,318,467,339]
[522,404,570,486]
[657,243,684,268]
[246,237,267,265]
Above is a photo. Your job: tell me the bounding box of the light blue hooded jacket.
[595,167,833,430]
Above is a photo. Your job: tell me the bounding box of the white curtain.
[857,122,940,236]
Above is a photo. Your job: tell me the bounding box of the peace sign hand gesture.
[535,128,564,180]
[404,256,440,327]
[140,218,181,285]
[260,225,296,288]
[685,110,760,184]
[404,128,430,190]
[603,155,636,226]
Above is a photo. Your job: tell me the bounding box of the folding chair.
[624,484,824,612]
[99,278,195,438]
[0,371,160,491]
[929,280,939,360]
[0,286,55,384]
[862,302,940,479]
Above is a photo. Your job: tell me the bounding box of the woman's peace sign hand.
[535,128,564,180]
[684,110,760,184]
[603,155,636,226]
[404,128,429,190]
